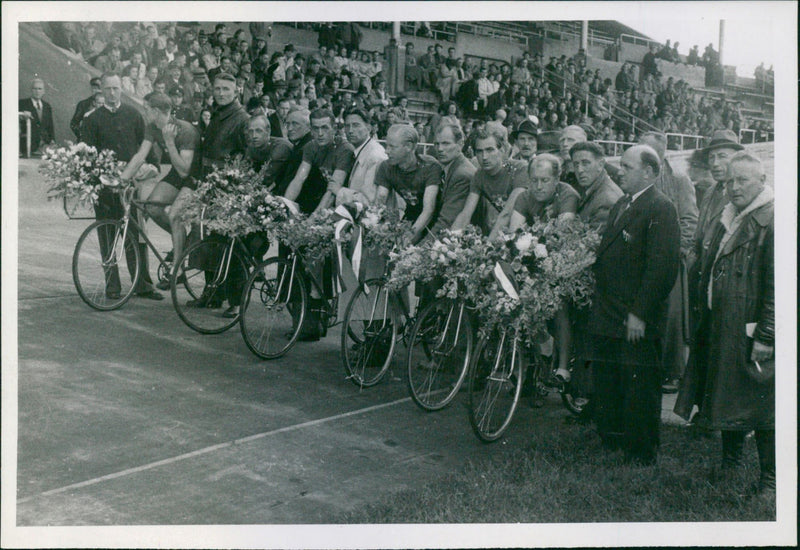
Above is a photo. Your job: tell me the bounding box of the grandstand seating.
[28,18,774,150]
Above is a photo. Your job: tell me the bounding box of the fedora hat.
[701,129,743,159]
[511,117,539,142]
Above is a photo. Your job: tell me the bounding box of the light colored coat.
[336,137,387,206]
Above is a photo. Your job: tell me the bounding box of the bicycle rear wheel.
[341,279,398,387]
[171,238,247,334]
[467,329,523,442]
[240,257,307,360]
[407,298,473,411]
[72,219,140,311]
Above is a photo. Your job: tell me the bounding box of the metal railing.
[739,129,774,144]
[539,65,661,135]
[594,139,635,157]
[619,33,661,50]
[665,133,706,151]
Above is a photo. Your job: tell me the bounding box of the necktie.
[34,100,42,119]
[613,194,632,226]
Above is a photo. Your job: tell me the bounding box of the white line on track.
[17,395,412,504]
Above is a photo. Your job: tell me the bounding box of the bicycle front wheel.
[171,238,248,334]
[467,329,523,442]
[341,279,398,388]
[407,298,473,411]
[240,257,307,360]
[72,219,140,311]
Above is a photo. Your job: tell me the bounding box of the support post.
[581,21,588,52]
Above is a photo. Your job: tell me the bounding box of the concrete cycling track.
[12,157,708,527]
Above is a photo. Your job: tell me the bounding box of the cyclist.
[375,124,442,246]
[282,108,355,340]
[450,123,528,238]
[508,153,579,388]
[119,91,201,290]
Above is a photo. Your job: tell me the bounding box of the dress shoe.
[135,289,164,301]
[222,305,240,318]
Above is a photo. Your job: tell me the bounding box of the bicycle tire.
[341,278,398,388]
[240,257,307,360]
[406,297,473,411]
[171,238,248,334]
[467,330,523,442]
[72,219,140,311]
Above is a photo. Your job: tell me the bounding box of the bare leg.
[144,180,180,234]
[168,186,194,274]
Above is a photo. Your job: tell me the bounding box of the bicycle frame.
[116,189,169,270]
[431,301,468,357]
[287,248,342,325]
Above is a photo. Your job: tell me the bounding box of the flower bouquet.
[277,208,343,265]
[180,157,275,238]
[358,205,412,253]
[477,217,600,344]
[39,142,126,207]
[386,226,501,295]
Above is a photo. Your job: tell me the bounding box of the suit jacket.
[590,186,680,340]
[654,159,698,256]
[577,171,624,231]
[268,112,286,138]
[431,153,476,234]
[691,180,726,267]
[19,97,54,152]
[70,95,95,139]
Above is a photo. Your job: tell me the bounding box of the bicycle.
[466,325,525,442]
[466,324,593,442]
[339,273,418,388]
[405,296,475,411]
[170,229,267,334]
[239,246,339,360]
[71,184,178,311]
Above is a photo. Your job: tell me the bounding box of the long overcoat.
[674,198,774,429]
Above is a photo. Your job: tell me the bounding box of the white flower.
[533,243,549,259]
[362,211,380,228]
[515,233,534,253]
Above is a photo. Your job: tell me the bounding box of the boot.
[721,430,746,469]
[755,429,776,494]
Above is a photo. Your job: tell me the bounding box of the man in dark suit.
[269,97,291,139]
[70,76,102,139]
[589,144,680,465]
[19,78,55,156]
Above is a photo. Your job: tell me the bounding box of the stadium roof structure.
[590,20,650,40]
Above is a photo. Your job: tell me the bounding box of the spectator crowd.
[35,20,771,158]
